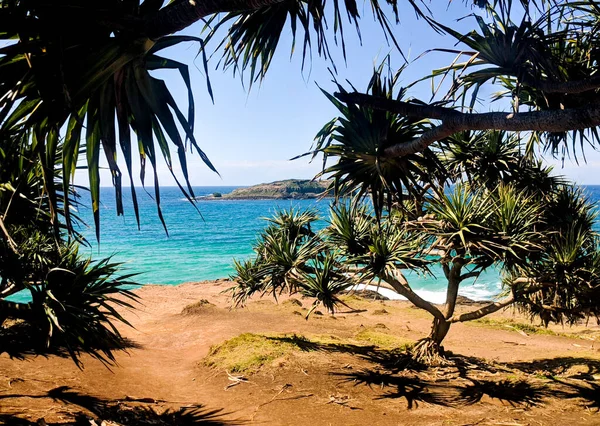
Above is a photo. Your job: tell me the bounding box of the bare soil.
[1,279,599,425]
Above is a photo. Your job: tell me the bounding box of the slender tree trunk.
[411,260,463,364]
[443,261,463,319]
[430,317,451,344]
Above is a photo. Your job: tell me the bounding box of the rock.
[455,295,482,305]
[343,290,389,301]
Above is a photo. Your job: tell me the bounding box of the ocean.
[7,185,600,304]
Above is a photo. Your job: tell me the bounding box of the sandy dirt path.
[1,280,599,425]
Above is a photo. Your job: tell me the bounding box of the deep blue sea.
[8,185,600,304]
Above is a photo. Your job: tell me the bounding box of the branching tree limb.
[385,274,445,321]
[335,92,600,157]
[448,293,515,323]
[447,283,547,323]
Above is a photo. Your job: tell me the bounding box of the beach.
[2,279,599,425]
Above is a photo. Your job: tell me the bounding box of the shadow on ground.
[0,322,141,361]
[0,386,241,425]
[292,339,600,411]
[266,335,427,372]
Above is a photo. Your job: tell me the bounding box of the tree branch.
[384,274,445,321]
[334,92,600,157]
[386,121,460,157]
[448,293,515,323]
[146,0,286,39]
[0,280,23,299]
[460,271,480,281]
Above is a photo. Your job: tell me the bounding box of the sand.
[1,279,599,425]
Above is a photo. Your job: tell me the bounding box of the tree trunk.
[335,92,600,158]
[411,317,451,364]
[145,0,286,39]
[411,260,463,364]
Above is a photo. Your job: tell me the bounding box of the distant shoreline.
[195,178,331,201]
[195,194,333,201]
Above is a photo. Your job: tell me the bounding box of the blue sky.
[86,2,600,187]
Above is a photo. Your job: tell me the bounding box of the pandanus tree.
[0,132,138,366]
[234,182,600,363]
[233,66,600,362]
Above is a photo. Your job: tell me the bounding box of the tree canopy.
[3,0,600,227]
[231,122,600,362]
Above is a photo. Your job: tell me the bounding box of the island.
[202,179,332,200]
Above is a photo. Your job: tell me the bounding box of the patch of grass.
[204,330,415,375]
[354,328,413,350]
[203,333,314,374]
[182,299,216,315]
[472,318,556,336]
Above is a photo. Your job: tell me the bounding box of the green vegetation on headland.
[202,179,331,200]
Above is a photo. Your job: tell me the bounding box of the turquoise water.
[8,185,600,303]
[79,186,332,285]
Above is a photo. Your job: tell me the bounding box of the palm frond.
[0,1,218,237]
[306,66,447,217]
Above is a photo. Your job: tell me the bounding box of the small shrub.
[182,299,216,315]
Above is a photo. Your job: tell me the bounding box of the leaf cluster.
[304,66,447,218]
[0,0,217,237]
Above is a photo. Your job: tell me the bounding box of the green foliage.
[29,245,139,367]
[440,131,565,194]
[430,3,600,157]
[201,0,409,86]
[229,208,323,306]
[0,133,138,366]
[326,203,373,257]
[298,254,352,315]
[349,216,429,280]
[305,66,446,217]
[0,1,218,235]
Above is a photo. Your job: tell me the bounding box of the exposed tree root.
[411,338,449,366]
